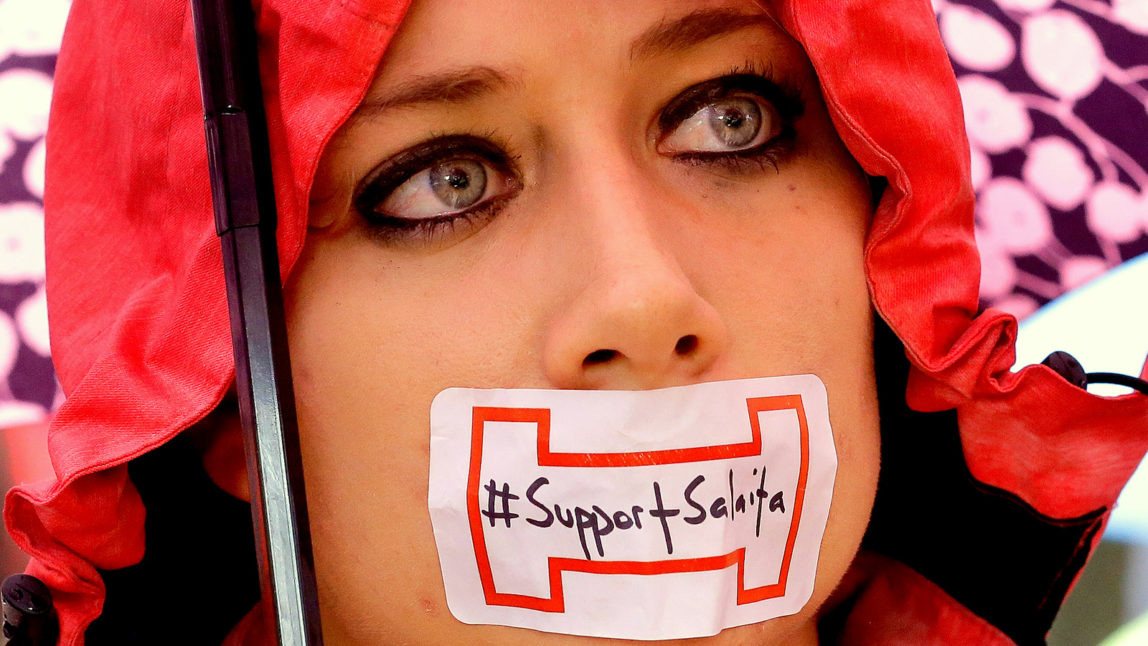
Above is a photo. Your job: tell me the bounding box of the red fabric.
[6,0,1148,644]
[222,605,267,646]
[5,0,410,642]
[828,554,1012,646]
[778,0,1148,523]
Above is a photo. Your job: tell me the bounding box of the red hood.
[8,0,1148,643]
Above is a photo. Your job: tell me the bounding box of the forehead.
[373,0,789,84]
[352,0,803,130]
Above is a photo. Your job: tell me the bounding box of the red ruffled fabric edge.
[4,0,408,642]
[780,0,1148,526]
[828,552,1014,645]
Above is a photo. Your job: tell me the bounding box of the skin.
[207,0,881,643]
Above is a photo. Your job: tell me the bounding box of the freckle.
[787,184,796,192]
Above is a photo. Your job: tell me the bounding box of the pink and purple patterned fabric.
[936,0,1148,319]
[0,0,66,428]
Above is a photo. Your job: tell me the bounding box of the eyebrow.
[629,8,776,61]
[353,65,513,116]
[351,9,775,119]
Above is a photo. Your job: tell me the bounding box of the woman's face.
[287,0,880,643]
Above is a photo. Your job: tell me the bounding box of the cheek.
[679,161,872,376]
[676,140,878,615]
[282,235,564,642]
[282,243,453,640]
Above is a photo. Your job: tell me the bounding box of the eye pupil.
[430,160,487,208]
[719,109,744,129]
[707,99,761,148]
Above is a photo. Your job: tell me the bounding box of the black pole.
[0,574,56,646]
[189,0,323,643]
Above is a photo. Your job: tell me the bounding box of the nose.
[541,155,729,390]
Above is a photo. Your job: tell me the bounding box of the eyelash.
[352,63,805,242]
[659,61,804,173]
[363,197,511,241]
[352,133,521,242]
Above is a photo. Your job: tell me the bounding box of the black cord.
[1087,372,1148,395]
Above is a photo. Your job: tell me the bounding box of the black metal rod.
[1,574,56,646]
[189,0,323,643]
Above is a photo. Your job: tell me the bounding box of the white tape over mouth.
[428,375,837,640]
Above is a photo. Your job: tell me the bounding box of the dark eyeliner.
[352,134,517,231]
[659,71,805,170]
[360,198,513,242]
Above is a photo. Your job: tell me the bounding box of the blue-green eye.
[378,158,499,218]
[656,72,804,166]
[354,135,520,232]
[430,160,486,208]
[660,96,773,153]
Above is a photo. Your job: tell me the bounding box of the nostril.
[583,349,619,367]
[674,334,698,356]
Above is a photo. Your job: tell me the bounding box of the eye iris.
[708,98,761,148]
[429,159,487,209]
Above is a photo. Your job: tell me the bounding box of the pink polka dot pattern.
[0,26,57,423]
[937,0,1148,319]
